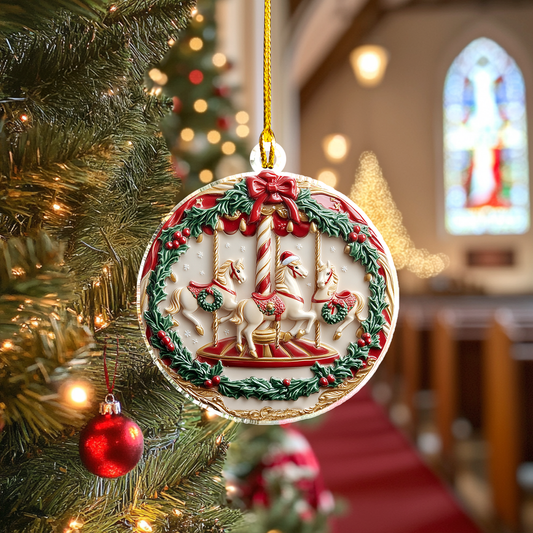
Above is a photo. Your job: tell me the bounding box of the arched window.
[444,37,530,235]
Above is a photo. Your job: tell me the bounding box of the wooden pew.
[484,309,533,531]
[431,308,493,468]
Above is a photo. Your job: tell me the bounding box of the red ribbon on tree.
[247,170,300,223]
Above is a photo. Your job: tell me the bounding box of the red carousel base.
[196,336,339,368]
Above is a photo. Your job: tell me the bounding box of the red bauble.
[79,412,143,478]
[214,85,229,97]
[172,96,182,114]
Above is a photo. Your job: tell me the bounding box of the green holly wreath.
[144,179,389,401]
[197,288,223,313]
[321,302,348,325]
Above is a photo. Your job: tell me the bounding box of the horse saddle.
[252,291,286,319]
[329,290,357,311]
[187,280,215,299]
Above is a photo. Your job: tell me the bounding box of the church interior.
[214,0,533,531]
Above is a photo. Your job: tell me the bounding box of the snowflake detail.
[307,282,312,287]
[197,252,204,259]
[342,266,348,273]
[240,245,246,252]
[192,339,198,345]
[296,243,303,250]
[184,330,192,338]
[200,270,205,276]
[330,246,336,252]
[224,329,230,336]
[225,243,231,249]
[183,264,190,271]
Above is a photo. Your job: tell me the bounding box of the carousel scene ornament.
[137,0,398,423]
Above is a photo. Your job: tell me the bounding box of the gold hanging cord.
[259,0,275,169]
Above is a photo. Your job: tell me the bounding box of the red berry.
[161,357,172,366]
[157,330,166,339]
[165,241,173,249]
[357,339,366,348]
[327,374,335,383]
[182,228,191,237]
[178,236,187,245]
[282,378,291,387]
[362,332,371,341]
[354,225,361,234]
[173,231,182,240]
[212,375,221,385]
[349,232,358,242]
[167,342,175,351]
[358,234,366,243]
[204,379,213,388]
[319,377,329,387]
[173,240,180,248]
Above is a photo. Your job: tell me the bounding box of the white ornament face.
[138,171,399,424]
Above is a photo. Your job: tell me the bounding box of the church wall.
[299,4,533,294]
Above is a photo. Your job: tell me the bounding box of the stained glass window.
[444,37,530,235]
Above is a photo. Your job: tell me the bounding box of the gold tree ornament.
[350,152,449,279]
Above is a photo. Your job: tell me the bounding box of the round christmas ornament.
[79,339,144,477]
[137,0,399,424]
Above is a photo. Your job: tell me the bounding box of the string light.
[53,203,61,211]
[191,6,198,16]
[323,134,349,162]
[109,4,117,12]
[2,341,13,350]
[350,151,449,278]
[68,519,84,529]
[221,141,236,155]
[173,509,182,516]
[212,53,227,68]
[204,408,218,420]
[69,386,88,404]
[11,267,25,277]
[317,169,338,188]
[148,68,168,85]
[193,99,208,113]
[53,176,60,181]
[236,125,249,138]
[235,111,249,124]
[207,130,221,144]
[168,38,175,47]
[94,315,105,327]
[199,170,213,184]
[196,14,204,22]
[137,520,153,532]
[20,114,28,122]
[189,70,203,84]
[180,128,195,142]
[189,37,203,51]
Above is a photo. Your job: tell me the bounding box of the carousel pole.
[212,220,222,346]
[313,222,321,348]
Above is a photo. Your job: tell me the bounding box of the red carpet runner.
[299,388,482,533]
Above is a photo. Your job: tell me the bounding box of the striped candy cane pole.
[255,215,273,294]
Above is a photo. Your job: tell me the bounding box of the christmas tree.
[0,1,241,531]
[154,0,250,199]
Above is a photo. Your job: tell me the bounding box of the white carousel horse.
[230,252,316,358]
[311,260,365,340]
[165,259,245,335]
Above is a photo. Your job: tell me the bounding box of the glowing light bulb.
[204,408,218,420]
[53,203,61,211]
[193,99,208,113]
[199,170,213,184]
[94,315,105,326]
[190,37,203,51]
[191,7,198,16]
[189,70,203,85]
[221,141,236,155]
[109,4,117,11]
[2,341,13,350]
[173,509,182,516]
[168,38,175,47]
[236,125,249,138]
[69,519,84,529]
[207,130,221,144]
[323,134,349,162]
[180,128,195,142]
[137,520,152,532]
[196,14,204,22]
[212,53,227,68]
[20,114,28,122]
[317,169,338,188]
[350,45,389,87]
[148,68,168,85]
[70,387,88,404]
[235,111,249,124]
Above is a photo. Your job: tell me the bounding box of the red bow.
[247,171,300,224]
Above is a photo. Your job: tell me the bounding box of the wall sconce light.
[350,45,389,87]
[322,134,350,163]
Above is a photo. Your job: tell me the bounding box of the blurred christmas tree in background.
[150,0,250,199]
